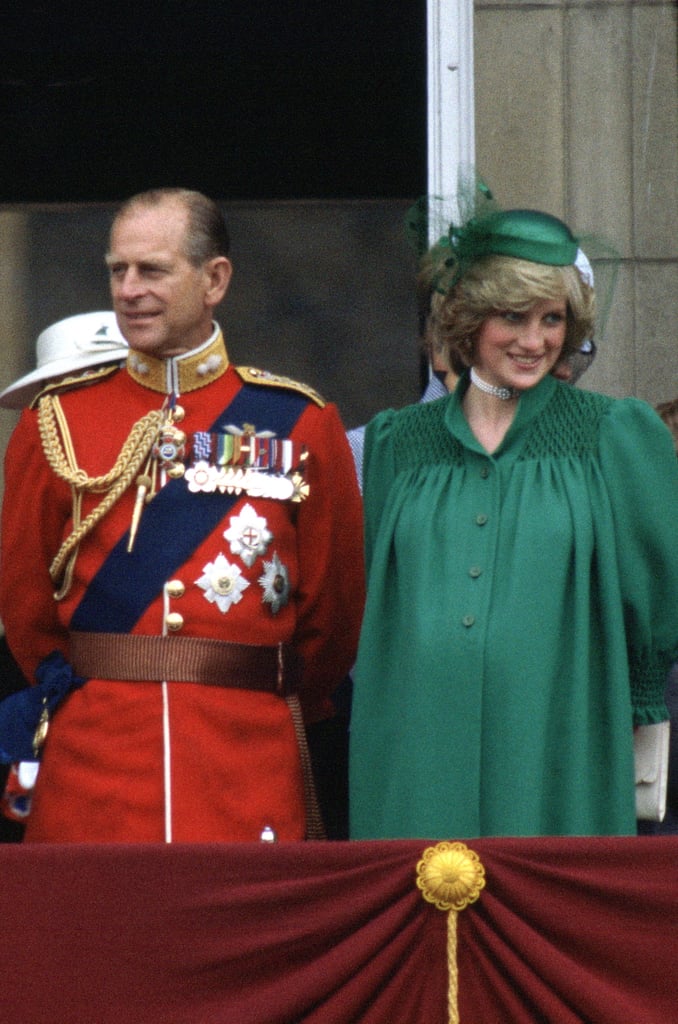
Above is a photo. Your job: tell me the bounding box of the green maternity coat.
[349,374,678,839]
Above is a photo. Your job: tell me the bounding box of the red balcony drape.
[0,837,675,1023]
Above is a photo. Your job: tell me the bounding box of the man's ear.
[205,256,233,308]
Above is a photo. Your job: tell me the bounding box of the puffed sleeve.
[362,409,397,572]
[598,397,678,723]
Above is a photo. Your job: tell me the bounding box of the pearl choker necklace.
[470,367,517,401]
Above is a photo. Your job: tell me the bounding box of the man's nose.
[114,268,144,299]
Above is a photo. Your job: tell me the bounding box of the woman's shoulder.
[595,392,677,457]
[365,396,460,472]
[565,388,669,439]
[523,384,669,460]
[519,383,610,458]
[367,395,448,441]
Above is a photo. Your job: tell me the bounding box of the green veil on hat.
[406,172,619,339]
[407,177,580,289]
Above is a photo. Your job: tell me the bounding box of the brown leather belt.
[69,631,300,696]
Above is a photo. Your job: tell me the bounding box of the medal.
[196,553,250,613]
[185,460,219,493]
[188,426,310,502]
[152,424,186,475]
[223,503,273,567]
[258,552,290,613]
[128,396,188,552]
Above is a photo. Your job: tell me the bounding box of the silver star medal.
[223,503,273,567]
[196,553,249,613]
[258,552,290,614]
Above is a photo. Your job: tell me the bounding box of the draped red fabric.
[0,837,675,1024]
[457,836,678,1024]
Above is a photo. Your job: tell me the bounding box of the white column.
[427,0,475,235]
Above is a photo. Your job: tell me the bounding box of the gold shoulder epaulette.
[235,366,326,408]
[30,364,121,409]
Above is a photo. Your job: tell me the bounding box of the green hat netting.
[406,172,619,339]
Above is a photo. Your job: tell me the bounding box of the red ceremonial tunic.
[0,330,364,843]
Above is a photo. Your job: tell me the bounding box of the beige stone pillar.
[0,210,32,632]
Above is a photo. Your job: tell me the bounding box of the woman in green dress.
[349,206,678,839]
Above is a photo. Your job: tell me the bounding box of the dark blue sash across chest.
[70,383,309,633]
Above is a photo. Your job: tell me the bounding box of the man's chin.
[120,325,165,355]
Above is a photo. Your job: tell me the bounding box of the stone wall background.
[474,0,677,402]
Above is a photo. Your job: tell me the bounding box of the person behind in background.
[0,311,128,835]
[0,187,364,843]
[646,396,678,834]
[656,397,678,450]
[0,311,128,411]
[349,202,678,840]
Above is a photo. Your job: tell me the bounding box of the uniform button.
[475,513,488,526]
[166,579,185,598]
[462,614,475,627]
[480,466,490,479]
[469,566,482,578]
[166,612,184,632]
[172,405,185,423]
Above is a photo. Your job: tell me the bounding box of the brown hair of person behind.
[656,397,678,454]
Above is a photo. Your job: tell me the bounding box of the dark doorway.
[0,3,426,203]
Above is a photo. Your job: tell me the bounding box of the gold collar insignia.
[126,330,229,394]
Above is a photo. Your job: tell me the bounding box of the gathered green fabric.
[350,375,678,840]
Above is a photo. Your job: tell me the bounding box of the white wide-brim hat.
[0,311,128,409]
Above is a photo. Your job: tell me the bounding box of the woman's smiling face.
[473,298,567,392]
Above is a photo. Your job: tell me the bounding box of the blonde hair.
[437,255,596,368]
[416,243,467,376]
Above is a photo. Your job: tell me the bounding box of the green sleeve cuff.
[630,648,673,726]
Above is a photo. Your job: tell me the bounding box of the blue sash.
[71,383,310,633]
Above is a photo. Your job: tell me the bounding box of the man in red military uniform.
[0,187,364,843]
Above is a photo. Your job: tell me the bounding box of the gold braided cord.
[416,842,486,1024]
[37,394,164,598]
[447,911,460,1024]
[38,393,163,492]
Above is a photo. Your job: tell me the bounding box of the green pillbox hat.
[451,208,579,268]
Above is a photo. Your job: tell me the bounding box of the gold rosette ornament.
[416,842,486,1024]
